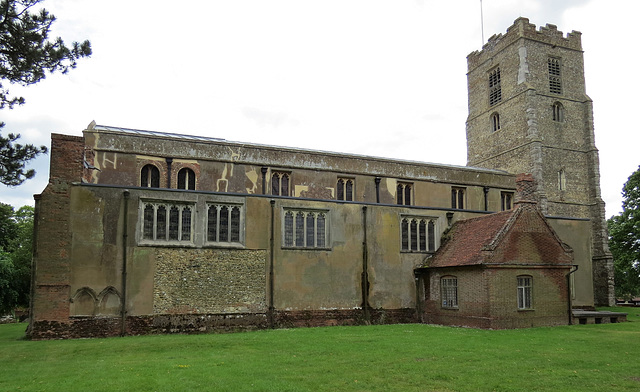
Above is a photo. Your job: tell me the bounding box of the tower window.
[491,112,501,132]
[141,164,160,188]
[558,169,566,191]
[489,68,502,106]
[548,58,562,94]
[396,182,413,205]
[552,102,564,122]
[451,187,465,209]
[177,168,196,190]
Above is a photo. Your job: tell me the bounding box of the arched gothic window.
[141,164,160,188]
[491,112,501,132]
[177,168,196,190]
[552,102,564,122]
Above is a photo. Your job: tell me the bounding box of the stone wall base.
[27,308,418,339]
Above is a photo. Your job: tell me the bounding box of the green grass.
[1,308,640,391]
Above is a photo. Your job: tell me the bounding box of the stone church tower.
[465,18,614,306]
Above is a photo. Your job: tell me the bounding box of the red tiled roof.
[427,209,515,268]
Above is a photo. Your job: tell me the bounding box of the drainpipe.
[268,199,276,328]
[166,158,173,188]
[567,264,579,325]
[361,206,370,323]
[483,187,489,211]
[121,190,130,336]
[374,177,381,203]
[261,167,268,195]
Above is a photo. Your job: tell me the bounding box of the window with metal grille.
[272,171,290,196]
[517,276,533,309]
[489,68,502,106]
[177,168,196,190]
[141,202,193,243]
[401,216,437,252]
[548,58,562,94]
[441,277,458,308]
[451,187,465,209]
[396,182,413,205]
[141,164,160,188]
[336,178,354,201]
[283,209,328,249]
[207,203,243,244]
[501,191,514,211]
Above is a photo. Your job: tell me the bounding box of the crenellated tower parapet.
[468,18,582,70]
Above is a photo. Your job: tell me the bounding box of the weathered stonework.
[466,17,614,306]
[154,249,267,314]
[28,18,614,339]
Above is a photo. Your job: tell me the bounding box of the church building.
[27,18,614,339]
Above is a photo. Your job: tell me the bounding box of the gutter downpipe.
[362,206,370,323]
[567,264,579,325]
[268,199,276,328]
[374,177,381,203]
[483,187,489,211]
[121,190,130,337]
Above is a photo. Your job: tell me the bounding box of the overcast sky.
[1,0,638,218]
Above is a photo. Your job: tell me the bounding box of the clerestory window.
[272,171,290,196]
[451,187,465,209]
[177,168,196,190]
[283,209,328,249]
[141,164,160,188]
[337,178,354,201]
[501,191,514,211]
[396,182,413,206]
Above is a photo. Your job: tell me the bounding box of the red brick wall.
[29,134,85,335]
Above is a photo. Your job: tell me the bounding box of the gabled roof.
[422,202,573,269]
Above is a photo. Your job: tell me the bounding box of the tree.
[0,203,33,314]
[0,0,91,186]
[608,165,640,300]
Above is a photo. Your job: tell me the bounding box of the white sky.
[1,0,638,218]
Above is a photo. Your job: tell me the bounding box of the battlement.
[468,17,582,70]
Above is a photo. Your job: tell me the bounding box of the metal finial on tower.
[480,0,485,44]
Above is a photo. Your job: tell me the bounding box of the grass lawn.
[1,307,639,392]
